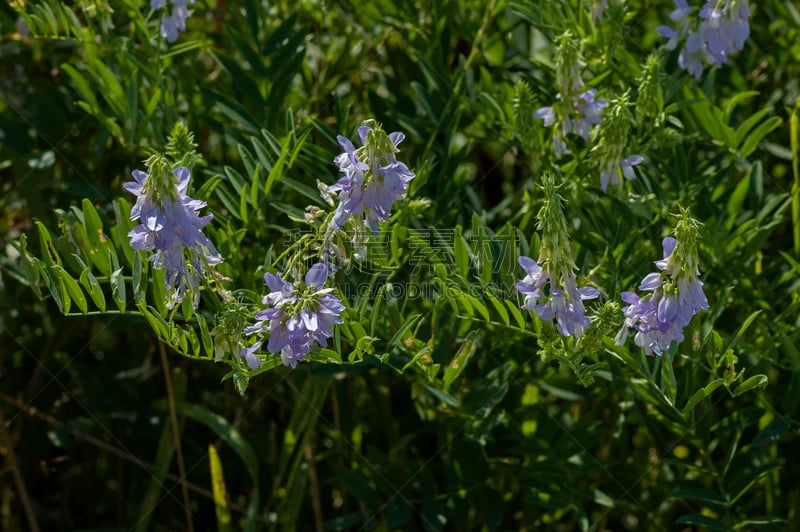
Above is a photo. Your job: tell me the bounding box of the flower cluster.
[151,0,195,43]
[124,163,223,308]
[534,89,608,158]
[515,174,599,338]
[591,93,643,192]
[516,256,600,338]
[616,226,709,355]
[533,32,608,158]
[330,121,415,235]
[657,0,751,79]
[244,264,344,369]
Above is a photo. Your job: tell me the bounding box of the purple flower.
[658,0,751,79]
[515,256,599,338]
[657,0,691,50]
[600,154,643,192]
[534,89,607,157]
[617,237,709,355]
[330,122,415,234]
[245,263,344,369]
[699,0,750,64]
[152,0,195,43]
[515,256,547,310]
[239,342,263,370]
[534,105,557,127]
[124,166,223,308]
[330,135,369,228]
[573,89,608,139]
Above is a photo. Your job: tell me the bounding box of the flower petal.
[305,263,329,289]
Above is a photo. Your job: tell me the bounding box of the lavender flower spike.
[245,263,344,369]
[657,0,752,79]
[516,256,599,338]
[124,164,223,308]
[514,173,600,338]
[617,214,709,355]
[329,120,415,235]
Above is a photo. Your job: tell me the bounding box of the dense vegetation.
[1,0,799,529]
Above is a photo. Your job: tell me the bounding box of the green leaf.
[732,374,768,396]
[505,299,526,329]
[110,263,126,312]
[443,331,480,392]
[210,50,264,106]
[35,221,61,267]
[669,486,727,506]
[200,87,260,133]
[14,235,42,297]
[733,516,789,529]
[402,345,433,372]
[658,350,678,405]
[249,163,261,208]
[728,465,780,505]
[263,132,292,197]
[37,263,65,312]
[57,266,87,314]
[61,63,99,113]
[675,514,727,531]
[113,197,135,268]
[208,444,232,532]
[462,291,490,322]
[82,199,113,276]
[486,292,509,326]
[151,268,168,315]
[725,90,760,115]
[454,225,470,278]
[739,116,782,157]
[132,251,147,304]
[734,107,771,146]
[386,314,421,354]
[79,267,106,312]
[682,378,724,415]
[239,184,249,223]
[720,310,761,355]
[472,213,493,283]
[424,385,461,407]
[197,314,214,358]
[137,304,170,342]
[214,177,243,221]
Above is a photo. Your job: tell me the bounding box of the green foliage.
[2,0,800,530]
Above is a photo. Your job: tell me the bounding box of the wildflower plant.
[123,131,223,309]
[6,0,797,529]
[515,173,599,338]
[616,211,709,355]
[330,120,415,235]
[533,32,609,158]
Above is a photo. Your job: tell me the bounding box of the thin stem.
[65,310,143,316]
[159,342,194,532]
[304,443,324,532]
[0,408,40,532]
